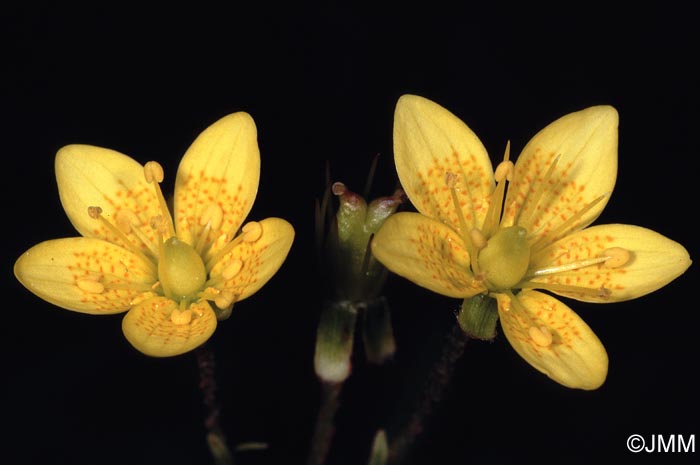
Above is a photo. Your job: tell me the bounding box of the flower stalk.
[308,161,403,465]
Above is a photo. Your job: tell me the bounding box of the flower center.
[445,142,633,299]
[158,236,207,302]
[477,226,530,290]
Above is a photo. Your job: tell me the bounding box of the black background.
[3,3,698,465]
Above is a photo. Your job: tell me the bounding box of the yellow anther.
[470,228,487,250]
[528,325,553,347]
[494,160,515,183]
[603,247,631,268]
[76,278,105,294]
[170,308,193,325]
[214,291,235,309]
[222,258,243,280]
[199,204,224,231]
[88,206,103,219]
[116,209,140,234]
[242,221,262,242]
[144,161,165,183]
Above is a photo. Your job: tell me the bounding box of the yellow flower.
[14,113,294,357]
[372,95,691,389]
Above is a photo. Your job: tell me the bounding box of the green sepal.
[314,300,358,383]
[457,294,498,340]
[361,297,396,364]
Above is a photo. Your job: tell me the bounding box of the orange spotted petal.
[209,217,294,302]
[14,237,157,315]
[371,212,483,299]
[529,224,692,303]
[496,290,608,390]
[56,145,162,255]
[122,296,217,357]
[174,112,260,259]
[393,95,494,232]
[503,106,618,242]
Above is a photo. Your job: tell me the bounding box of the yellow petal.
[174,112,260,259]
[122,297,217,357]
[530,224,692,302]
[371,212,483,298]
[209,217,294,301]
[497,290,608,390]
[503,106,618,242]
[393,95,494,231]
[14,238,156,314]
[55,145,162,255]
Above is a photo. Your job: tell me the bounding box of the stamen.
[214,291,235,309]
[529,256,611,277]
[116,210,158,259]
[519,280,612,298]
[199,286,221,301]
[482,141,512,238]
[494,160,514,183]
[204,258,242,290]
[512,154,561,227]
[528,325,553,347]
[200,204,224,231]
[195,204,224,255]
[221,258,243,280]
[602,247,631,268]
[143,161,175,239]
[170,308,193,325]
[242,221,263,242]
[76,277,105,294]
[446,172,476,269]
[470,228,487,250]
[529,193,608,254]
[77,275,153,294]
[205,221,262,270]
[503,292,560,348]
[144,161,165,183]
[87,206,156,272]
[88,206,103,219]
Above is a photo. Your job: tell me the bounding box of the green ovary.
[158,237,207,301]
[478,226,530,290]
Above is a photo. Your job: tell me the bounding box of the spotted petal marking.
[371,211,483,298]
[14,237,156,314]
[393,95,494,232]
[56,145,162,255]
[503,106,618,243]
[122,297,217,357]
[497,290,608,390]
[174,112,260,261]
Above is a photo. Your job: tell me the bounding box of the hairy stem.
[306,381,343,465]
[388,322,469,464]
[196,345,234,465]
